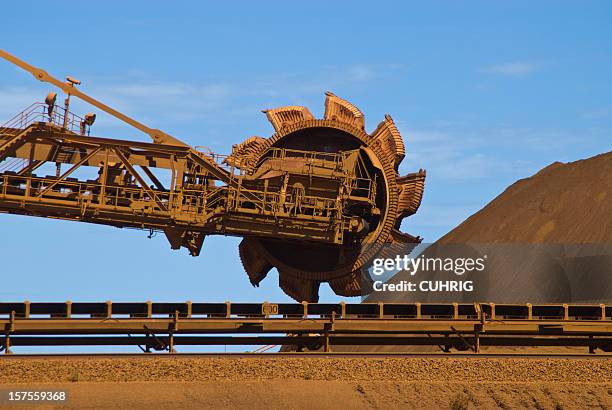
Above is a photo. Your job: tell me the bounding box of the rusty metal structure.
[0,50,425,301]
[1,301,611,354]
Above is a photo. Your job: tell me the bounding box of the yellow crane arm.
[0,49,187,146]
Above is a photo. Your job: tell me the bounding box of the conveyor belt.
[1,301,610,354]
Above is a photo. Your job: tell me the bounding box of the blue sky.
[1,1,611,309]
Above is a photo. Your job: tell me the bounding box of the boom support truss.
[0,104,374,255]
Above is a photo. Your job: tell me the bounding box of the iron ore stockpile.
[367,151,612,304]
[439,151,612,244]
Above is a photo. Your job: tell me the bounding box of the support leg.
[323,332,330,353]
[169,332,176,354]
[4,311,14,355]
[4,331,11,355]
[589,335,596,354]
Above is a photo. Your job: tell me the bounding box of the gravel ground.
[0,380,610,409]
[0,357,610,409]
[0,356,610,383]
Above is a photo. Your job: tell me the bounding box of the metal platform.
[1,301,611,354]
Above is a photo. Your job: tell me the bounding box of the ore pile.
[367,151,612,304]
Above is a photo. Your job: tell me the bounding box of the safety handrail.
[0,102,86,136]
